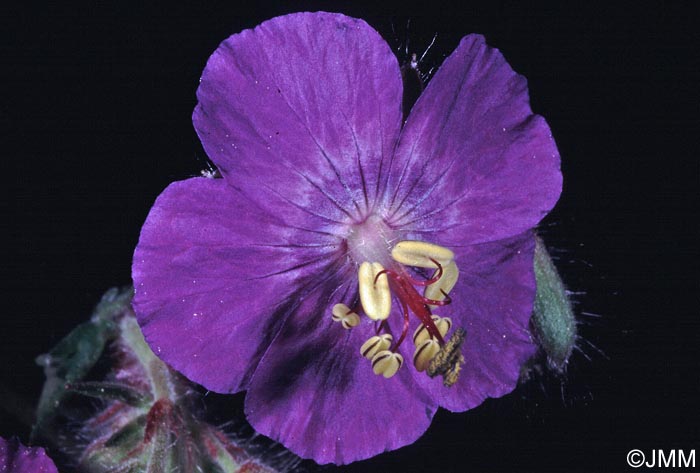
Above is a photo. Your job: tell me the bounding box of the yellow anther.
[360,334,393,359]
[341,312,360,329]
[413,315,439,346]
[436,317,452,337]
[331,303,352,322]
[424,260,460,306]
[331,303,360,329]
[371,350,403,378]
[413,338,441,372]
[391,240,454,268]
[358,262,391,320]
[412,316,452,346]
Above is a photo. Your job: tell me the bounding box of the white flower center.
[345,215,396,266]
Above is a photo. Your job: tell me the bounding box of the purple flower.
[132,12,561,464]
[0,438,58,473]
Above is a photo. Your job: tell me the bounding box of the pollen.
[371,350,403,378]
[391,240,454,268]
[358,262,391,320]
[428,328,466,387]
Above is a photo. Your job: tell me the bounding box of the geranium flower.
[0,438,58,473]
[132,12,561,464]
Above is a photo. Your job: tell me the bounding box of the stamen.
[358,262,391,320]
[412,315,439,345]
[420,291,452,307]
[343,237,463,385]
[360,334,393,359]
[428,328,466,387]
[406,258,444,287]
[413,338,440,372]
[331,303,352,321]
[341,314,360,329]
[371,350,403,378]
[413,316,452,346]
[424,260,459,306]
[331,303,360,329]
[391,241,454,268]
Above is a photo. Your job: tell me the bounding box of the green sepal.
[532,235,577,371]
[35,287,279,473]
[65,381,151,407]
[32,287,132,439]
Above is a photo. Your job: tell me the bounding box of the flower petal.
[245,281,437,465]
[386,35,562,245]
[0,438,58,473]
[193,12,403,225]
[133,177,342,393]
[410,232,537,411]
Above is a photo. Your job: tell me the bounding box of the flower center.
[345,215,395,266]
[331,238,465,387]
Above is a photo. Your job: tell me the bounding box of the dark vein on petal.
[398,46,510,224]
[390,152,459,222]
[253,243,339,249]
[291,171,356,220]
[373,101,386,214]
[300,256,353,300]
[263,182,347,225]
[257,36,362,218]
[248,252,332,281]
[239,149,354,222]
[388,48,473,218]
[377,130,403,216]
[283,224,343,239]
[407,221,463,236]
[386,158,428,221]
[341,109,370,214]
[328,278,353,308]
[394,196,461,228]
[371,60,393,216]
[387,136,419,212]
[393,146,500,228]
[227,183,345,240]
[332,243,354,263]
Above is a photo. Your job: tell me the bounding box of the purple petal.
[0,438,58,473]
[245,282,437,465]
[193,12,403,225]
[133,177,343,393]
[410,232,537,411]
[386,35,562,245]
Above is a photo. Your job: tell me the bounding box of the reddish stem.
[406,258,445,287]
[390,275,445,345]
[421,290,452,306]
[390,297,411,352]
[373,264,447,347]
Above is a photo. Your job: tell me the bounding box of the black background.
[4,2,699,472]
